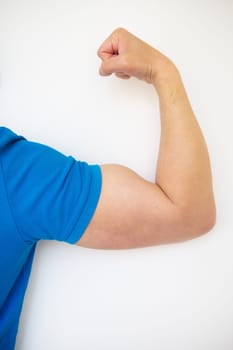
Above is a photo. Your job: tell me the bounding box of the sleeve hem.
[66,165,102,244]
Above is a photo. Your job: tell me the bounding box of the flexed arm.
[77,28,216,249]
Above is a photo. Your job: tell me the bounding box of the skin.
[77,28,216,250]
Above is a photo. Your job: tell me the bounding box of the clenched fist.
[97,27,173,85]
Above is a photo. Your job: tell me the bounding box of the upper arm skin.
[77,164,207,250]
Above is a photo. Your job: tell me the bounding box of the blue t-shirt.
[0,127,102,349]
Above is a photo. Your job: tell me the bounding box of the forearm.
[153,61,215,224]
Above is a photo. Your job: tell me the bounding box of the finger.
[99,66,112,76]
[97,50,113,61]
[115,72,130,79]
[99,55,122,76]
[97,33,119,60]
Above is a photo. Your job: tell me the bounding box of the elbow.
[197,204,216,236]
[178,199,216,240]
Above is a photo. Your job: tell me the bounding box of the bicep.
[77,164,187,249]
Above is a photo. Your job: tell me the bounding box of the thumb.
[99,55,122,76]
[99,55,131,78]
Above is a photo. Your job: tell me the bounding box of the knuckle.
[114,27,126,34]
[113,27,128,38]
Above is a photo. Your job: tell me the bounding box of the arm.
[77,28,216,249]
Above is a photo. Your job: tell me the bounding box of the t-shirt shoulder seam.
[0,158,30,245]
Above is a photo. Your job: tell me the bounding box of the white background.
[0,0,233,349]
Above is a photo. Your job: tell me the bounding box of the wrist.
[151,57,180,89]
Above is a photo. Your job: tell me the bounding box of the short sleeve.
[1,130,102,244]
